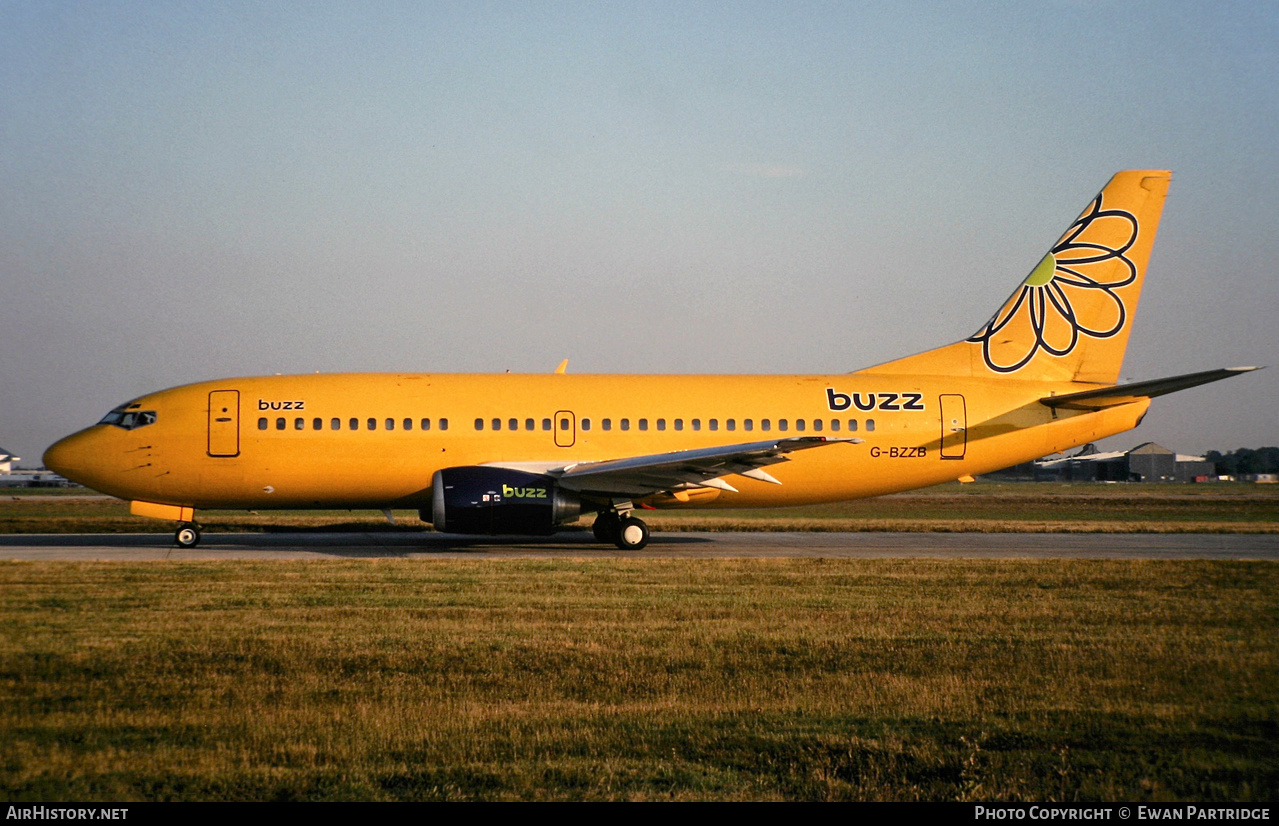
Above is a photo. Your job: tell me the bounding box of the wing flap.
[553,436,860,497]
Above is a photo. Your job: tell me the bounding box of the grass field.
[2,558,1275,801]
[2,481,1277,535]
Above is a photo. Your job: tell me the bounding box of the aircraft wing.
[548,436,861,498]
[1039,367,1261,411]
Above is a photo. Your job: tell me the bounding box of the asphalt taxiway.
[0,531,1275,560]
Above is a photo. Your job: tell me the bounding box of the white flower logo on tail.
[967,194,1140,374]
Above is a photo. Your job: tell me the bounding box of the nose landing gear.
[174,522,202,548]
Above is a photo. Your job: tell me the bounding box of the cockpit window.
[98,406,157,430]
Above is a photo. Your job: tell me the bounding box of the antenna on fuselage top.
[554,359,568,374]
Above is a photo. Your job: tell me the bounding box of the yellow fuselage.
[45,372,1148,514]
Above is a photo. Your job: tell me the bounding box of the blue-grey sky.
[2,1,1275,463]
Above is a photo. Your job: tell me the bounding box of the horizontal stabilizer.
[1040,367,1262,411]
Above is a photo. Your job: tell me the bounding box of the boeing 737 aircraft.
[44,171,1258,550]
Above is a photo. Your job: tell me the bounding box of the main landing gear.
[174,522,202,548]
[591,511,650,551]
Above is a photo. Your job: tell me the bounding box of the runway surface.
[1,531,1276,560]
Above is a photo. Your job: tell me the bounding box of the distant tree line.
[1204,447,1279,476]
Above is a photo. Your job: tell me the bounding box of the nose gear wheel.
[175,523,202,548]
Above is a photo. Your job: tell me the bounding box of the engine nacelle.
[427,467,580,535]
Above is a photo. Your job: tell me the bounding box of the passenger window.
[796,419,805,432]
[276,418,286,430]
[475,419,484,431]
[867,419,876,432]
[421,419,431,431]
[331,418,341,430]
[368,418,377,431]
[692,419,700,431]
[295,418,305,431]
[744,419,753,432]
[525,418,535,431]
[778,419,788,432]
[761,419,771,432]
[386,418,395,431]
[350,418,359,431]
[675,419,684,431]
[709,419,718,431]
[582,418,591,431]
[439,419,448,431]
[492,418,501,431]
[727,419,736,431]
[812,419,821,432]
[404,418,413,431]
[848,419,858,431]
[602,418,612,431]
[559,417,570,431]
[657,419,666,431]
[312,418,322,430]
[542,418,551,431]
[258,417,268,430]
[639,418,648,431]
[830,419,840,432]
[621,419,630,431]
[509,418,518,431]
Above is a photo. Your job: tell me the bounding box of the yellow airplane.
[44,170,1258,550]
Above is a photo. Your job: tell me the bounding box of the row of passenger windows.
[259,417,450,432]
[476,417,876,433]
[257,415,876,433]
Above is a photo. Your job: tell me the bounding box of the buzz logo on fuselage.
[258,399,306,411]
[826,388,926,412]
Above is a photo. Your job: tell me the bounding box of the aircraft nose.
[43,429,101,487]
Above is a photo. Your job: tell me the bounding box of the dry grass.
[2,482,1277,535]
[2,558,1275,801]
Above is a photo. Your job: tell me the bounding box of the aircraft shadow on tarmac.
[0,530,714,553]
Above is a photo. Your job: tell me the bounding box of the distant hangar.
[1034,442,1216,483]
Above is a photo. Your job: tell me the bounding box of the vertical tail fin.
[858,170,1172,383]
